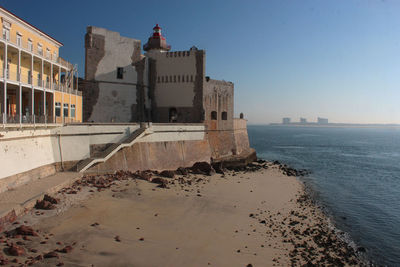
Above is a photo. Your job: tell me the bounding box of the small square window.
[117,67,123,79]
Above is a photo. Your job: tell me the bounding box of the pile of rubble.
[0,224,75,266]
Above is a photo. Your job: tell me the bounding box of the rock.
[35,254,43,261]
[15,225,38,236]
[56,263,64,266]
[191,162,215,176]
[43,194,59,204]
[176,167,189,175]
[159,170,175,178]
[212,162,225,174]
[114,236,121,242]
[139,237,144,241]
[57,246,73,253]
[151,178,168,188]
[357,247,366,252]
[136,171,152,181]
[43,251,59,258]
[0,253,8,265]
[8,244,25,256]
[34,200,56,210]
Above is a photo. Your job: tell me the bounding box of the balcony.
[8,69,18,82]
[44,81,51,89]
[20,72,32,85]
[1,34,73,69]
[1,113,57,125]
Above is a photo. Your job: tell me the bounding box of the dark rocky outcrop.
[191,162,215,176]
[7,244,25,256]
[159,170,175,178]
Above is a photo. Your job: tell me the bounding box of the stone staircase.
[76,127,146,173]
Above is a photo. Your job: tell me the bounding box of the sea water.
[248,125,400,266]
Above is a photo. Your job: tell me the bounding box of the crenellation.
[80,23,250,159]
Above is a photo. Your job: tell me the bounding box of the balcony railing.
[8,69,18,81]
[1,113,57,125]
[20,72,32,84]
[1,34,72,69]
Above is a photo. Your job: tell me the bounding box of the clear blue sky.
[3,0,400,124]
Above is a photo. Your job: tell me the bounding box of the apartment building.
[0,7,82,124]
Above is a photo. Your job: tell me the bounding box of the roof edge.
[0,6,63,46]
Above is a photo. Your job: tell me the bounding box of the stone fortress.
[79,24,252,160]
[0,22,254,191]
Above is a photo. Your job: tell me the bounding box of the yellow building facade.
[0,7,82,124]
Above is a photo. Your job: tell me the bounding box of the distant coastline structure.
[300,117,307,124]
[317,117,328,124]
[282,117,291,124]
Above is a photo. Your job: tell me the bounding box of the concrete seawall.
[0,120,253,192]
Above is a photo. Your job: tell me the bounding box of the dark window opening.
[211,111,217,120]
[169,107,178,122]
[117,67,123,79]
[63,103,69,117]
[221,111,227,120]
[55,102,61,117]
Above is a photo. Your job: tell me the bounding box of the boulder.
[175,167,189,175]
[151,178,168,188]
[191,162,215,176]
[159,170,175,178]
[15,225,38,237]
[34,200,56,210]
[57,246,73,253]
[43,251,59,258]
[211,162,225,174]
[43,194,59,204]
[8,244,25,256]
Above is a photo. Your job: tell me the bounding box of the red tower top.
[152,24,162,38]
[143,24,171,52]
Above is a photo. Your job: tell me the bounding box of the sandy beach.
[0,162,362,266]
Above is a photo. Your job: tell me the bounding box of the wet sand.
[0,163,362,266]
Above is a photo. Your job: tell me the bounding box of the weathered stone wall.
[233,118,251,155]
[83,26,143,122]
[203,78,234,130]
[147,49,205,123]
[203,78,236,158]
